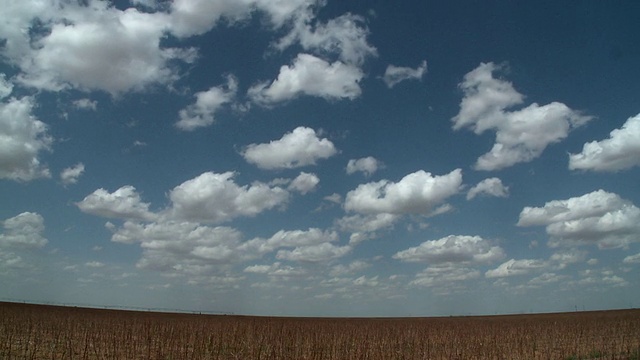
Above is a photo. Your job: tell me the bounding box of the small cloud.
[60,163,85,186]
[72,98,97,111]
[85,261,104,268]
[467,177,509,200]
[382,60,427,88]
[346,156,383,177]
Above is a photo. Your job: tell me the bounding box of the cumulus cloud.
[288,172,319,194]
[8,1,195,95]
[517,189,640,249]
[60,163,85,186]
[346,156,383,177]
[167,171,289,224]
[336,213,399,234]
[109,220,253,282]
[466,177,509,200]
[623,253,640,264]
[242,127,337,169]
[344,169,462,215]
[168,0,318,37]
[275,13,377,66]
[248,53,363,105]
[569,113,640,172]
[175,75,238,131]
[452,62,592,170]
[0,97,52,181]
[76,186,157,221]
[410,265,480,288]
[276,242,351,262]
[72,99,97,111]
[0,74,13,99]
[382,60,427,88]
[0,212,48,249]
[485,258,548,278]
[393,235,505,265]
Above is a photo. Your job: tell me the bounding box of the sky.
[1,0,640,317]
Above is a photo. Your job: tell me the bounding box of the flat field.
[1,302,639,359]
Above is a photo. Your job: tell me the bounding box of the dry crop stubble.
[1,302,639,359]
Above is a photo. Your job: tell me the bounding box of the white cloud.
[85,261,104,268]
[175,75,237,131]
[10,2,195,95]
[0,74,13,99]
[168,0,317,38]
[346,156,383,177]
[60,163,85,186]
[72,99,97,111]
[276,242,351,262]
[248,53,363,105]
[0,96,52,181]
[109,220,253,282]
[517,189,640,249]
[329,260,370,276]
[623,253,640,264]
[485,258,548,278]
[344,169,462,215]
[382,60,427,88]
[167,171,289,224]
[276,13,377,66]
[549,249,587,269]
[336,213,399,234]
[242,127,337,169]
[569,113,640,172]
[76,186,157,221]
[0,212,47,249]
[409,264,480,288]
[452,62,592,170]
[288,172,319,194]
[466,177,509,200]
[393,235,505,265]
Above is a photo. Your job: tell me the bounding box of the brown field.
[1,302,639,359]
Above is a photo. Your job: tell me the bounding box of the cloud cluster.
[344,169,462,215]
[394,235,505,264]
[0,212,47,249]
[242,127,337,169]
[518,189,640,249]
[452,62,592,170]
[569,113,640,172]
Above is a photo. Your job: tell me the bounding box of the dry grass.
[1,302,639,359]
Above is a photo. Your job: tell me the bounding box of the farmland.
[1,302,639,359]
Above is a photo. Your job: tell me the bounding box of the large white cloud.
[248,53,364,105]
[167,171,290,224]
[0,97,52,181]
[5,1,196,95]
[517,189,640,249]
[0,212,47,249]
[393,235,505,265]
[77,186,157,221]
[382,60,427,88]
[569,113,640,172]
[466,177,509,200]
[344,169,462,215]
[175,75,238,131]
[242,127,337,170]
[452,62,592,171]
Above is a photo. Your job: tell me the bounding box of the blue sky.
[1,0,640,317]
